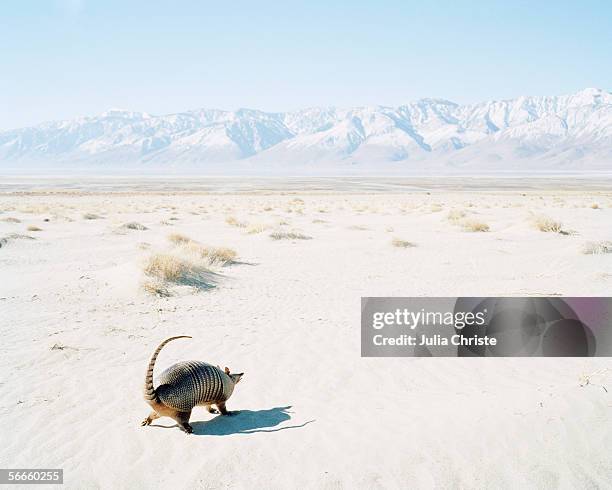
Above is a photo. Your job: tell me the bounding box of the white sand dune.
[0,180,611,489]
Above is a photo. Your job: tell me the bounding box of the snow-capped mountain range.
[1,88,611,171]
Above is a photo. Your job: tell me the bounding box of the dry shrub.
[226,216,247,228]
[447,209,466,221]
[270,231,312,241]
[142,280,171,297]
[461,220,490,232]
[168,233,191,244]
[27,225,42,232]
[1,217,21,223]
[183,242,236,265]
[348,225,369,231]
[171,235,237,265]
[83,213,102,220]
[143,253,215,291]
[247,223,268,234]
[582,241,612,255]
[591,203,600,209]
[122,222,148,231]
[531,215,563,233]
[144,253,190,282]
[392,238,416,248]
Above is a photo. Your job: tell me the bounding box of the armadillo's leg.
[172,411,193,433]
[217,401,234,416]
[207,404,220,414]
[141,411,160,426]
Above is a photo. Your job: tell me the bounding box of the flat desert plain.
[1,177,611,489]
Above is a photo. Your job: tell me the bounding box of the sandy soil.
[1,180,611,489]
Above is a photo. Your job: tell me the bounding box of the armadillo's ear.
[224,366,230,375]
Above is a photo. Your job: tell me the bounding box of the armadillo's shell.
[155,361,234,412]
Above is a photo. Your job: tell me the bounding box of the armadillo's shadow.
[191,405,314,436]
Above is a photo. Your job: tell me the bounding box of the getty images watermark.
[361,297,612,357]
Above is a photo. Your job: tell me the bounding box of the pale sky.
[0,0,610,129]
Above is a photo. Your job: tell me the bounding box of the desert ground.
[0,177,611,489]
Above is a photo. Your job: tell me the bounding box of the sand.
[0,178,611,489]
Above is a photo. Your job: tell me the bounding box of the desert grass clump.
[83,213,103,220]
[226,216,247,228]
[27,225,42,232]
[142,279,171,297]
[391,237,416,248]
[143,253,216,292]
[447,209,466,221]
[348,225,369,231]
[531,214,563,233]
[168,233,192,244]
[461,220,490,232]
[581,241,612,255]
[122,222,148,231]
[1,217,21,223]
[201,246,237,265]
[144,253,190,282]
[270,231,312,241]
[591,203,600,209]
[176,238,237,266]
[247,223,269,234]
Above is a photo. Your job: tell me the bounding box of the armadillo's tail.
[143,336,192,402]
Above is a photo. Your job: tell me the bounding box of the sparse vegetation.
[142,279,171,297]
[447,209,466,221]
[531,214,563,233]
[1,217,21,223]
[461,220,490,232]
[143,253,215,290]
[270,231,312,240]
[169,233,237,265]
[392,238,416,248]
[226,216,247,228]
[83,213,103,220]
[122,222,148,231]
[582,241,612,255]
[168,233,191,244]
[27,225,42,232]
[247,223,268,234]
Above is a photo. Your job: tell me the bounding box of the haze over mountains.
[1,88,611,173]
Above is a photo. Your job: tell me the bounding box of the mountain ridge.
[1,88,610,170]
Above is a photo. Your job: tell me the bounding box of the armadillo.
[141,336,243,433]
